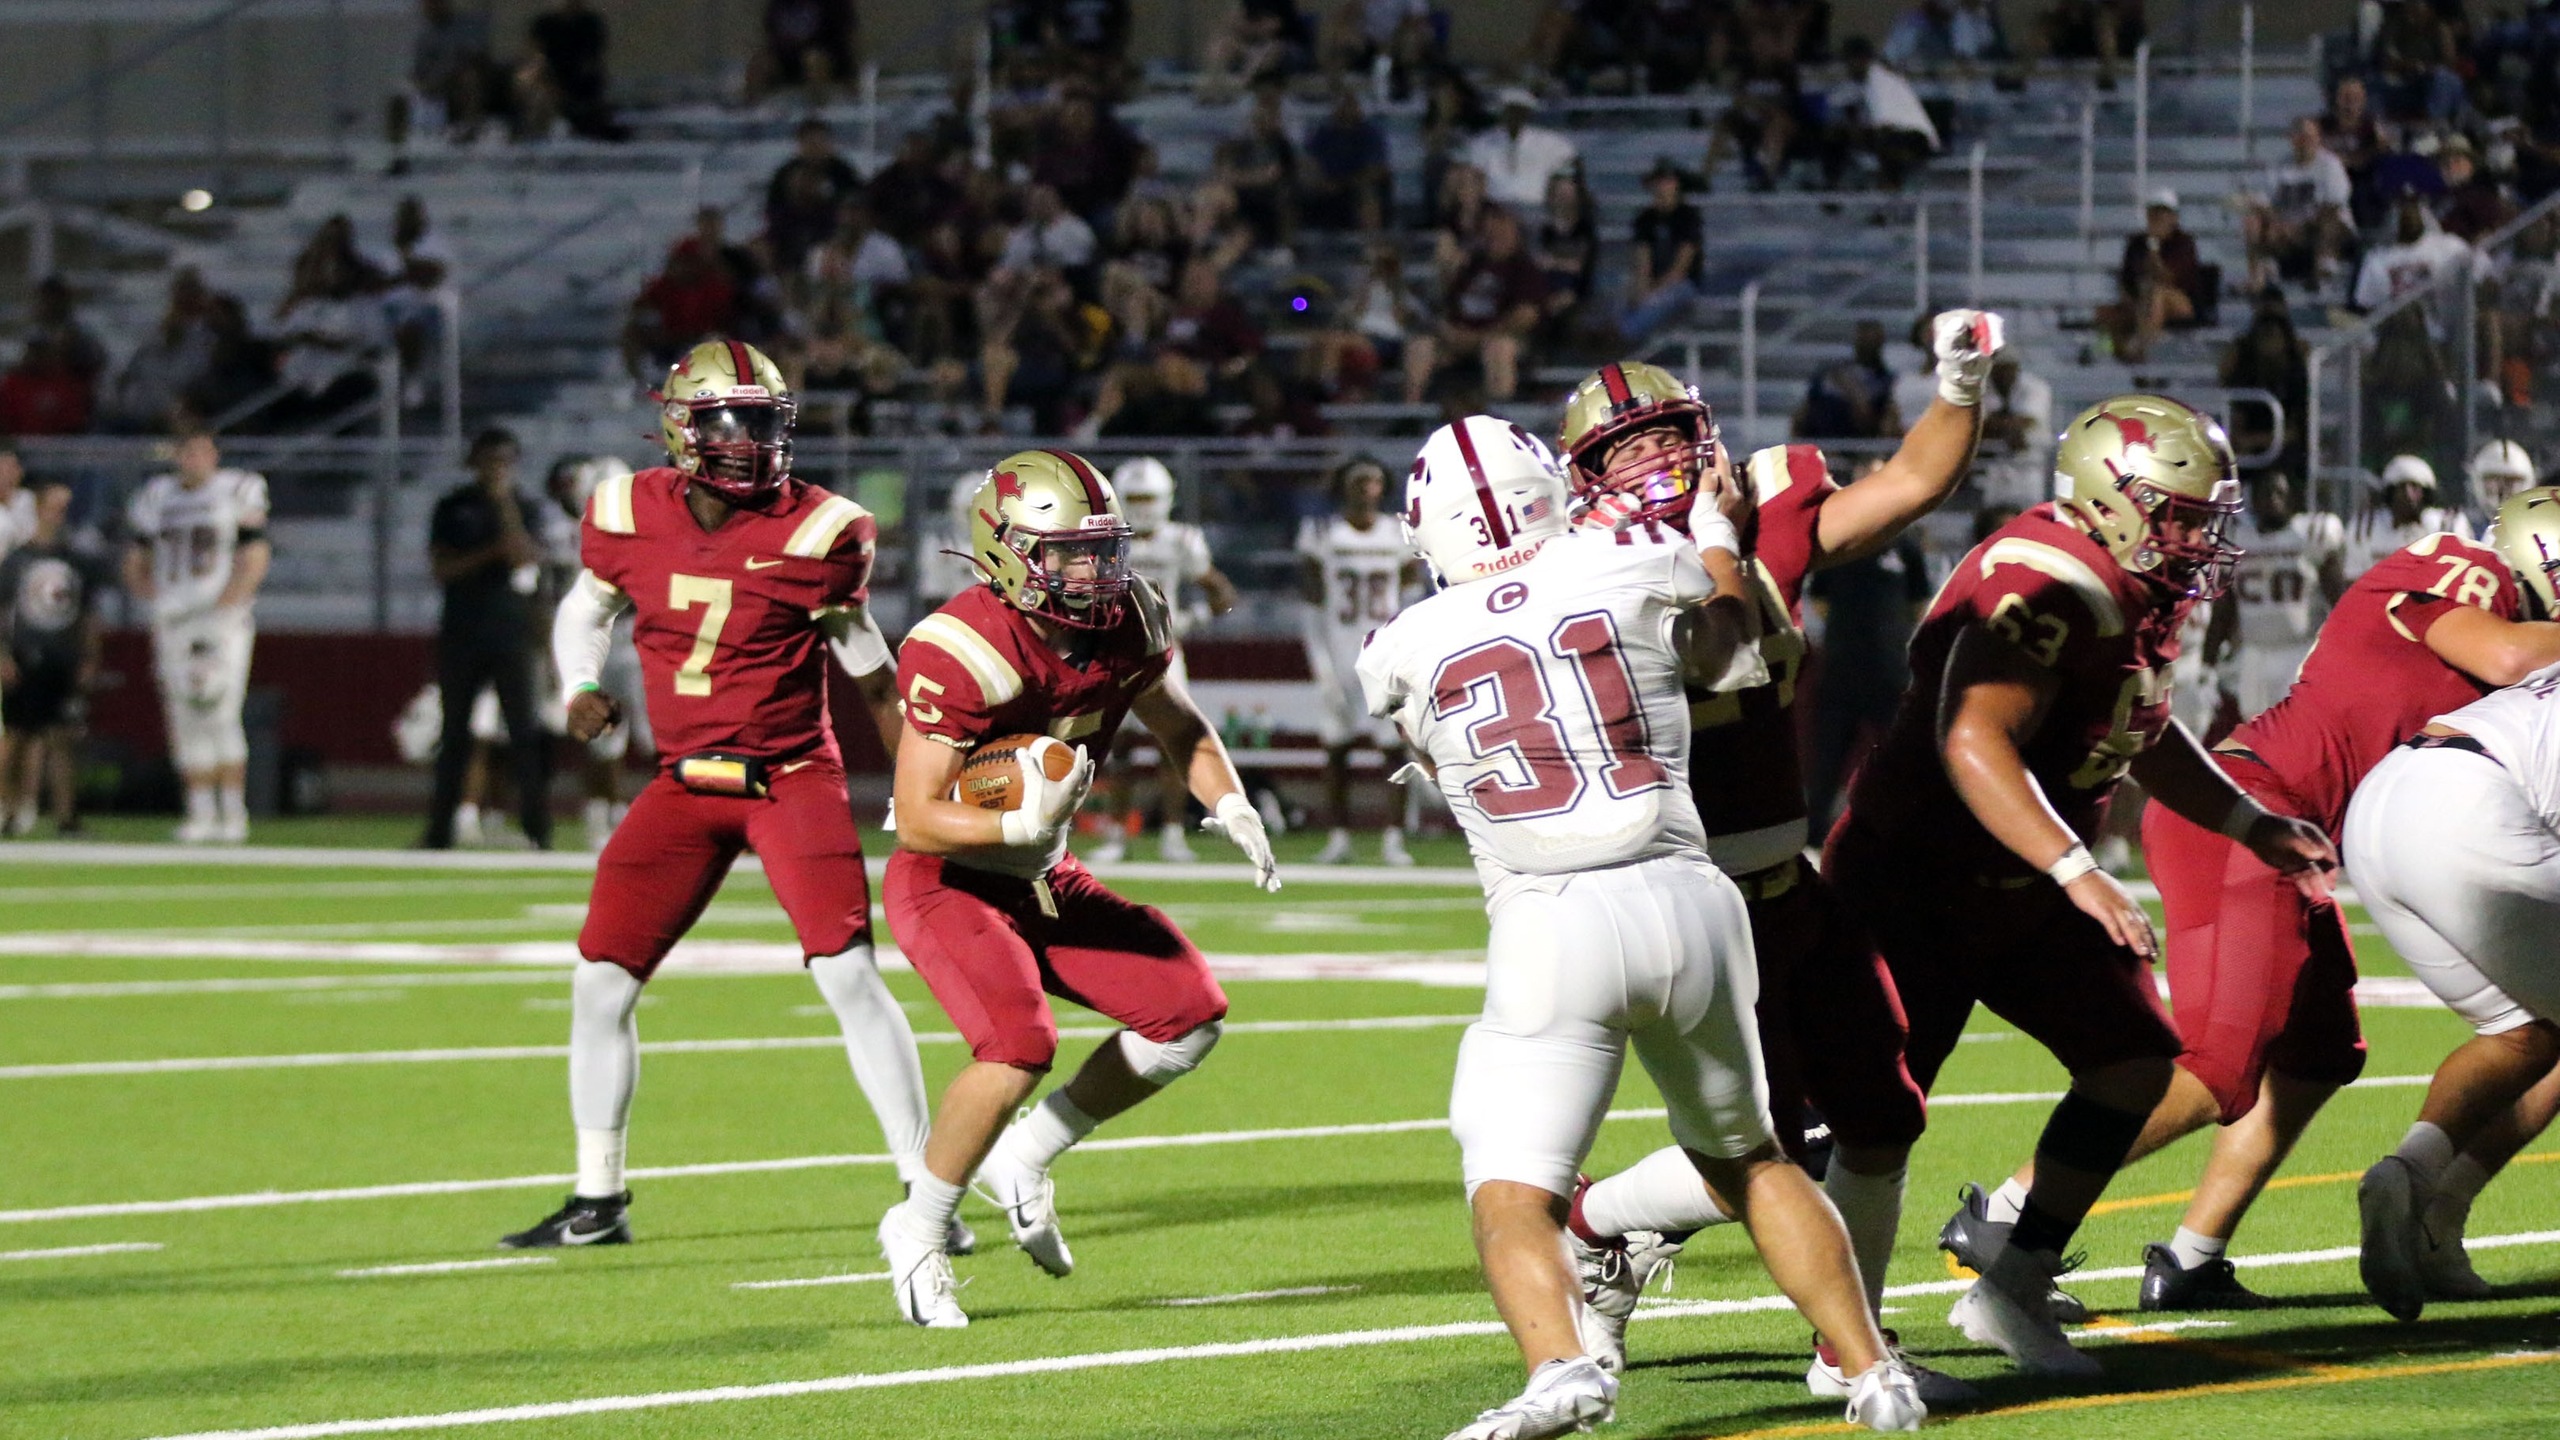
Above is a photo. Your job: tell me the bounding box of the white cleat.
[1950,1249,2102,1378]
[877,1203,968,1328]
[216,815,249,845]
[1381,826,1416,867]
[1809,1331,1977,1406]
[1567,1226,1680,1374]
[1844,1358,1928,1432]
[975,1146,1074,1277]
[173,818,219,845]
[2418,1207,2495,1300]
[1156,824,1197,863]
[1312,828,1355,865]
[1087,834,1128,865]
[2358,1156,2429,1321]
[1444,1356,1616,1440]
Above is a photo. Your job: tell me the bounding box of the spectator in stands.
[0,339,92,437]
[1636,0,1722,93]
[2369,0,2463,122]
[2355,187,2476,314]
[1201,0,1313,101]
[997,182,1100,283]
[1102,194,1191,309]
[527,0,618,141]
[2322,75,2385,225]
[1405,206,1547,403]
[1713,52,1809,189]
[2437,134,2516,242]
[1163,258,1266,389]
[1794,319,1895,439]
[383,197,457,408]
[1883,0,1959,71]
[1035,88,1144,224]
[904,219,988,370]
[1533,171,1598,344]
[1736,0,1827,70]
[693,206,784,344]
[1046,0,1136,93]
[189,294,280,427]
[2368,128,2449,213]
[798,198,910,354]
[101,269,215,435]
[2041,0,2143,89]
[274,218,393,423]
[1465,88,1579,210]
[1219,80,1300,253]
[621,233,737,384]
[1531,0,1640,95]
[1311,239,1427,400]
[1302,86,1391,233]
[1975,350,2055,509]
[422,428,552,851]
[1823,37,1939,190]
[1431,162,1493,281]
[1088,261,1258,435]
[2221,284,2308,476]
[765,119,865,274]
[1417,65,1490,220]
[870,130,957,246]
[392,0,496,147]
[1320,0,1439,96]
[0,477,104,837]
[1182,174,1258,276]
[979,262,1109,429]
[2244,116,2354,293]
[1621,157,1705,343]
[747,0,857,106]
[2098,188,2204,363]
[26,278,105,390]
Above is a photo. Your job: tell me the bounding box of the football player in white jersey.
[2209,471,2345,720]
[123,431,271,843]
[1360,417,1924,1440]
[1090,457,1238,863]
[2467,439,2537,532]
[2346,454,2471,577]
[2345,487,2560,1322]
[1299,455,1426,864]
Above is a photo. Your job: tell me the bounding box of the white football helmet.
[1402,416,1571,587]
[2380,453,2438,492]
[1113,457,1175,537]
[2469,440,2537,509]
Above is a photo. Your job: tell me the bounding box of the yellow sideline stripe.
[2088,1149,2560,1218]
[1707,1349,2560,1439]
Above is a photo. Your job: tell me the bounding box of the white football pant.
[2344,744,2560,1036]
[154,608,254,772]
[2231,643,2312,722]
[1304,625,1388,749]
[1451,852,1774,1199]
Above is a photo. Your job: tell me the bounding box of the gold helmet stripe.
[1977,537,2126,637]
[785,494,869,558]
[591,471,637,535]
[904,613,1022,705]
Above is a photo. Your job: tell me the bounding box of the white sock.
[455,800,482,838]
[2394,1121,2456,1184]
[1328,826,1351,847]
[999,1090,1099,1174]
[1826,1162,1906,1319]
[2168,1225,2227,1271]
[186,786,217,828]
[808,944,933,1186]
[899,1172,965,1248]
[1985,1176,2032,1225]
[217,781,246,824]
[1580,1145,1732,1237]
[568,962,643,1195]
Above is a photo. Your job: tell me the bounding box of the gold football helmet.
[657,339,795,502]
[2053,394,2243,598]
[968,448,1134,629]
[1558,361,1720,527]
[2488,485,2560,618]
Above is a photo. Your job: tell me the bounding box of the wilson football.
[952,733,1073,811]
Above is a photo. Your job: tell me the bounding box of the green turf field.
[3,828,2555,1440]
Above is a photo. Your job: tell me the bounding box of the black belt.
[2404,731,2492,760]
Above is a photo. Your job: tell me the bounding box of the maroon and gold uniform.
[2148,533,2523,1119]
[886,581,1228,1069]
[1828,503,2190,1089]
[576,466,880,976]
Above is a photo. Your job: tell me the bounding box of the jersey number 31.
[1430,611,1668,820]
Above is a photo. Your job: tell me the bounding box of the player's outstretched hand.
[565,688,621,744]
[2063,868,2157,960]
[2244,812,2340,900]
[1931,308,2006,408]
[1202,792,1282,893]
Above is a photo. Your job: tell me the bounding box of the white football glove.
[1201,791,1282,892]
[1930,308,2006,408]
[999,742,1094,849]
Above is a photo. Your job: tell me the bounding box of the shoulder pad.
[1128,575,1174,657]
[1745,445,1832,507]
[903,609,1024,706]
[1974,535,2126,638]
[590,469,638,535]
[786,492,873,559]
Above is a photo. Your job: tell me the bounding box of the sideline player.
[1362,416,1924,1439]
[2466,439,2536,531]
[1557,313,1997,1401]
[2345,454,2469,576]
[124,430,270,844]
[1965,490,2560,1313]
[2208,471,2344,722]
[502,340,935,1249]
[0,480,106,836]
[875,447,1279,1328]
[1828,396,2335,1376]
[2347,489,2560,1320]
[1298,455,1424,864]
[1090,456,1237,864]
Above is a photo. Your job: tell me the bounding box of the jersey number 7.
[1430,611,1669,821]
[670,574,735,697]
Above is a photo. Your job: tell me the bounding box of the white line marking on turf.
[126,1226,2560,1440]
[337,1257,555,1279]
[0,973,576,1001]
[731,1271,889,1291]
[0,1014,1478,1080]
[1152,1285,1362,1307]
[0,879,577,906]
[0,1241,163,1261]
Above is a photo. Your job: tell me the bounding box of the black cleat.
[500,1191,631,1249]
[2139,1243,2273,1311]
[1938,1182,2091,1324]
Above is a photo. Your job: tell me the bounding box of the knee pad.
[1118,1020,1222,1085]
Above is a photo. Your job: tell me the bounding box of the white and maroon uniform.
[1298,511,1410,745]
[128,466,269,772]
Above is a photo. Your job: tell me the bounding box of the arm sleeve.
[551,569,630,702]
[1666,540,1718,607]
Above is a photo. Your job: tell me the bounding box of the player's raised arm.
[1132,669,1278,891]
[1813,310,2003,566]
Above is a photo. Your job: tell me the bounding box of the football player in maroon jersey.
[1826,395,2336,1376]
[504,340,935,1252]
[1956,490,2560,1313]
[874,447,1279,1329]
[1554,314,2000,1402]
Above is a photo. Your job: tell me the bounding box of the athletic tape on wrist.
[2045,843,2099,887]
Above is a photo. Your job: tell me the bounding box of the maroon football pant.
[1825,814,2184,1093]
[580,761,871,979]
[883,851,1228,1070]
[1745,859,1928,1156]
[2143,796,2365,1123]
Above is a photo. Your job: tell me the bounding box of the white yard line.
[731,1271,889,1291]
[0,879,577,906]
[0,1241,162,1261]
[1152,1285,1362,1307]
[0,973,576,1001]
[129,1227,2560,1440]
[0,1013,1479,1080]
[337,1257,555,1279]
